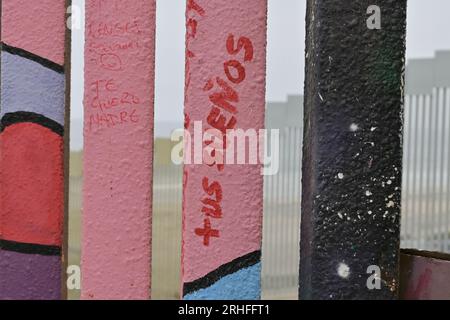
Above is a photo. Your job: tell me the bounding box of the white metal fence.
[151,164,183,299]
[401,88,450,252]
[150,90,450,298]
[261,127,302,299]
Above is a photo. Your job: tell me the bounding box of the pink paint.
[182,0,267,286]
[1,0,66,65]
[82,0,156,300]
[407,268,432,300]
[400,251,450,300]
[1,0,67,300]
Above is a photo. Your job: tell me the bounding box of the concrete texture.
[82,0,156,299]
[184,263,261,300]
[67,154,184,300]
[1,0,66,65]
[0,0,67,300]
[1,52,65,126]
[0,250,61,300]
[1,123,64,246]
[300,0,407,299]
[182,0,267,299]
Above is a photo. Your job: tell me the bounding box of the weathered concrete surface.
[300,0,407,299]
[1,123,64,246]
[400,250,450,300]
[182,0,267,299]
[0,250,61,300]
[0,0,68,300]
[1,51,66,126]
[82,0,156,300]
[1,0,66,65]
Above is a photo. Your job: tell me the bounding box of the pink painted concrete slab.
[182,0,267,292]
[82,0,156,300]
[1,0,66,65]
[1,0,67,300]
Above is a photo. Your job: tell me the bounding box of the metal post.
[0,0,70,300]
[300,0,407,299]
[182,0,267,299]
[82,0,156,299]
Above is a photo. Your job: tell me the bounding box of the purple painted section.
[0,51,65,125]
[0,250,61,300]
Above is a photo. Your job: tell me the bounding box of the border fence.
[150,89,450,299]
[401,88,450,252]
[2,0,450,301]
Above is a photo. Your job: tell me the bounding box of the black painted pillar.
[300,0,407,299]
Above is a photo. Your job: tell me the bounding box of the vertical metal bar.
[296,127,302,290]
[82,0,156,299]
[182,0,268,300]
[266,161,274,294]
[273,132,283,290]
[297,125,303,292]
[262,148,269,297]
[444,88,450,253]
[406,94,415,248]
[424,94,431,250]
[266,157,276,294]
[261,161,268,296]
[402,95,417,247]
[418,95,428,249]
[281,130,287,288]
[286,128,294,290]
[438,88,446,252]
[427,92,435,250]
[409,96,414,247]
[274,131,282,291]
[288,128,297,291]
[434,88,441,251]
[300,0,407,299]
[270,155,276,292]
[429,88,438,250]
[409,95,419,248]
[0,0,69,300]
[402,95,411,247]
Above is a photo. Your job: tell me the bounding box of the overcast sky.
[70,0,450,149]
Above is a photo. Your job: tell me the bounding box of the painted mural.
[0,0,67,299]
[81,0,156,299]
[182,0,268,299]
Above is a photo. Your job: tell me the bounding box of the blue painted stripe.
[0,51,65,126]
[184,263,261,300]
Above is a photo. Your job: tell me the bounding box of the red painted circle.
[0,123,63,246]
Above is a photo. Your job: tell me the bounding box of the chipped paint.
[300,0,407,299]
